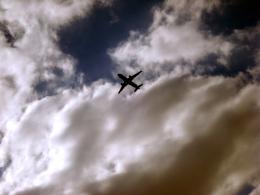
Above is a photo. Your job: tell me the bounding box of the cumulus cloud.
[0,0,110,193]
[109,0,233,78]
[0,0,259,195]
[85,77,260,195]
[1,75,259,195]
[0,0,110,127]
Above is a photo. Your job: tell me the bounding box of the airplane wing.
[129,71,142,79]
[118,83,128,94]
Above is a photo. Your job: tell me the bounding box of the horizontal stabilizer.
[134,84,143,92]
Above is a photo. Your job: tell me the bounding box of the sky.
[0,0,259,195]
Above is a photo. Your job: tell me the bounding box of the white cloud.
[110,21,232,74]
[0,75,259,195]
[0,0,111,127]
[0,0,110,193]
[165,0,220,20]
[109,0,233,78]
[0,0,259,195]
[1,0,110,28]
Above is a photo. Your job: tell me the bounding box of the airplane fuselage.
[118,74,138,88]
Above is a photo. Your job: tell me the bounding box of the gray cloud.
[85,78,260,195]
[1,75,258,195]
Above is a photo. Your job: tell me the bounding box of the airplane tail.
[134,84,143,92]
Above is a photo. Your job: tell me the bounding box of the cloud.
[0,0,111,193]
[109,0,233,78]
[0,0,259,195]
[85,77,260,195]
[109,0,258,81]
[0,75,259,195]
[1,0,111,28]
[0,0,112,127]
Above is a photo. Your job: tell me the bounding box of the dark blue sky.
[201,0,259,36]
[237,184,255,195]
[58,0,163,82]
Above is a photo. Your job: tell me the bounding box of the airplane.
[118,71,143,94]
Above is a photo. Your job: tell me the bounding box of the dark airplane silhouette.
[118,71,143,94]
